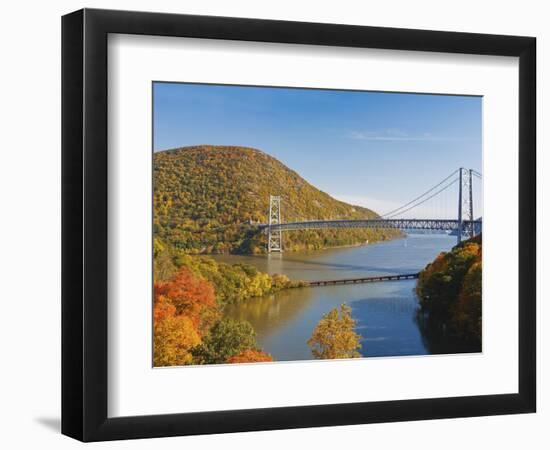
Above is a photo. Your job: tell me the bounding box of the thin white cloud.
[348,129,473,142]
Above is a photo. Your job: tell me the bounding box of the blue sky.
[153,82,482,217]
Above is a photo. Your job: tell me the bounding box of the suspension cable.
[384,176,459,219]
[380,169,459,218]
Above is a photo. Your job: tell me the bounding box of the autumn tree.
[226,349,273,364]
[192,318,258,364]
[153,307,201,367]
[308,304,362,359]
[153,294,176,323]
[453,261,482,341]
[153,267,219,367]
[416,235,482,351]
[153,264,278,367]
[154,266,219,334]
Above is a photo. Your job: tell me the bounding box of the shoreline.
[191,231,407,257]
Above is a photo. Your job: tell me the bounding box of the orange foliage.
[154,267,219,334]
[153,266,273,367]
[153,267,221,366]
[153,295,176,324]
[226,349,273,364]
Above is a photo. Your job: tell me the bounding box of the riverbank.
[415,234,482,353]
[155,242,308,304]
[272,228,404,254]
[184,227,404,256]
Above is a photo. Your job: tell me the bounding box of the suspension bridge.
[259,167,482,253]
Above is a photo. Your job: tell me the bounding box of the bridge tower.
[268,195,283,252]
[457,168,474,244]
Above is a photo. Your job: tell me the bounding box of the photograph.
[0,1,542,446]
[152,82,483,367]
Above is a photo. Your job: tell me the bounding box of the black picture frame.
[62,8,536,442]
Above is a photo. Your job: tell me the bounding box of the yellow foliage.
[308,304,362,359]
[153,315,201,367]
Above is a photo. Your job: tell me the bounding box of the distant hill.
[154,145,400,253]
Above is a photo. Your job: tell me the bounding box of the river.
[214,233,456,362]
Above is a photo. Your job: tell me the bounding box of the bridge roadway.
[258,218,482,233]
[307,272,419,287]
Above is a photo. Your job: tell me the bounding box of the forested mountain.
[154,145,399,253]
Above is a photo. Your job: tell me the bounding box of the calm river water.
[215,234,456,362]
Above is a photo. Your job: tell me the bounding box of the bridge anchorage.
[262,167,482,253]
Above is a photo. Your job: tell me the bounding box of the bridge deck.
[259,218,482,233]
[307,273,419,286]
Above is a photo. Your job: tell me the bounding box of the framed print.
[61,8,536,441]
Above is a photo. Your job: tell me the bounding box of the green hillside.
[154,145,400,254]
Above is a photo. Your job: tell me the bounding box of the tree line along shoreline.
[415,234,482,353]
